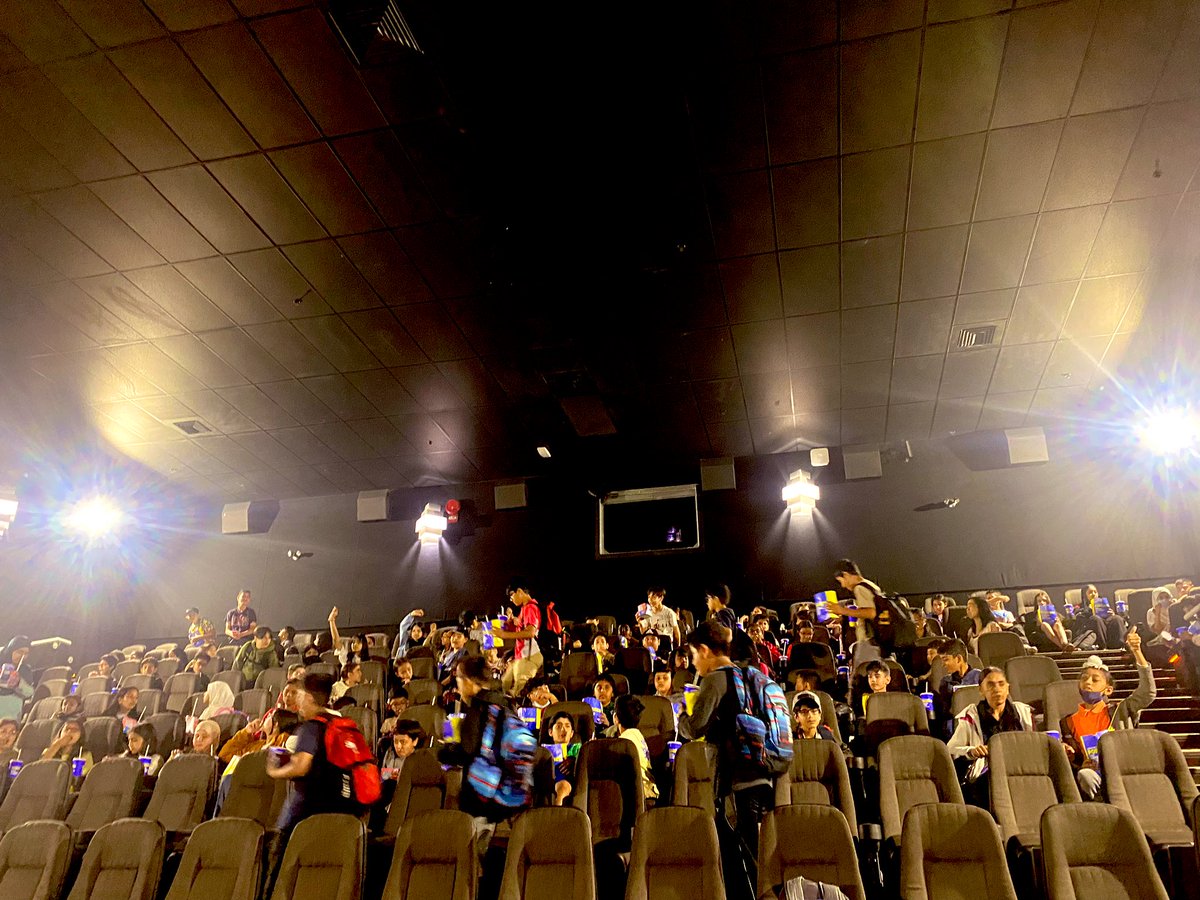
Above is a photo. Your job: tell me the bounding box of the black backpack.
[865,589,917,654]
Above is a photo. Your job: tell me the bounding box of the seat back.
[66,758,143,833]
[135,689,162,718]
[405,679,438,706]
[144,754,218,833]
[163,817,263,900]
[346,684,383,715]
[269,813,364,900]
[0,759,69,832]
[80,693,111,719]
[163,674,203,713]
[341,706,378,750]
[66,818,165,900]
[759,805,864,900]
[157,658,181,681]
[83,717,122,761]
[773,739,857,834]
[28,696,66,721]
[950,686,982,716]
[1015,589,1041,616]
[254,667,288,696]
[77,676,111,697]
[15,719,58,761]
[879,736,964,843]
[213,671,245,694]
[571,738,644,848]
[359,660,386,685]
[499,807,596,900]
[211,711,249,745]
[111,661,140,683]
[560,653,599,699]
[219,750,289,826]
[0,820,71,900]
[864,693,930,756]
[900,803,1017,900]
[407,657,435,681]
[977,632,1025,669]
[403,706,442,746]
[987,732,1079,847]
[235,689,272,719]
[38,666,73,687]
[216,647,239,668]
[1041,803,1168,900]
[1005,656,1062,706]
[119,674,152,692]
[382,809,475,900]
[1100,729,1198,845]
[672,742,718,816]
[636,695,674,740]
[1044,681,1083,730]
[537,702,595,744]
[625,807,723,900]
[145,713,186,758]
[383,749,447,836]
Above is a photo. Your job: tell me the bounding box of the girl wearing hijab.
[198,681,236,720]
[0,636,33,721]
[170,720,222,763]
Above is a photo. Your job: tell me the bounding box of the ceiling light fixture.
[536,446,551,458]
[0,487,17,539]
[782,469,820,516]
[64,496,124,541]
[415,502,447,543]
[1138,405,1200,458]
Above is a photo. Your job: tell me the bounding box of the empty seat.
[672,741,718,816]
[212,671,245,695]
[402,706,441,747]
[0,820,71,900]
[500,807,596,900]
[560,653,599,700]
[900,803,1017,900]
[255,667,289,697]
[15,719,58,761]
[1041,803,1168,900]
[83,717,122,762]
[66,758,144,839]
[66,818,165,900]
[269,813,365,900]
[625,807,723,900]
[235,689,272,719]
[863,692,931,757]
[1044,681,1084,732]
[571,738,644,849]
[163,674,203,714]
[0,759,69,832]
[219,749,289,827]
[163,817,263,900]
[988,731,1080,851]
[31,679,69,704]
[111,661,140,682]
[135,689,162,718]
[1005,656,1062,708]
[977,632,1026,669]
[536,702,595,744]
[346,684,383,715]
[1100,729,1198,848]
[157,658,181,681]
[359,660,385,686]
[38,666,73,687]
[80,693,111,719]
[119,674,152,692]
[342,706,379,750]
[758,805,864,900]
[773,739,857,835]
[144,754,219,836]
[216,647,239,669]
[405,680,437,706]
[879,736,964,847]
[636,695,674,741]
[76,676,111,698]
[144,713,186,758]
[382,749,447,839]
[406,658,435,681]
[27,696,67,721]
[382,809,476,900]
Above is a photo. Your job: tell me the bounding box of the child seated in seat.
[791,691,837,743]
[1059,631,1155,799]
[860,660,891,716]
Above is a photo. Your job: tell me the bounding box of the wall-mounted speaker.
[221,500,280,534]
[1004,426,1049,465]
[843,448,883,480]
[357,489,391,522]
[700,458,736,491]
[494,482,528,510]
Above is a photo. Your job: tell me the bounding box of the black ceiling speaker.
[327,0,423,66]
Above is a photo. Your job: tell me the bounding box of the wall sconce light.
[415,502,448,543]
[782,468,819,516]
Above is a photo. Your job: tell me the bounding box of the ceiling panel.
[86,177,216,263]
[147,166,271,254]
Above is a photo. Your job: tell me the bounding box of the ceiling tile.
[975,120,1063,219]
[705,419,755,456]
[840,30,921,153]
[256,380,339,425]
[720,254,782,323]
[346,418,413,457]
[151,334,248,389]
[1004,281,1077,345]
[282,239,382,312]
[0,197,111,278]
[682,328,738,379]
[270,143,381,236]
[350,456,408,489]
[107,342,206,394]
[108,39,254,160]
[436,359,503,409]
[785,312,840,370]
[147,166,271,254]
[341,309,428,368]
[1043,108,1142,210]
[207,155,325,245]
[0,234,64,286]
[43,54,194,171]
[392,364,467,412]
[895,297,954,357]
[123,266,233,333]
[398,303,474,362]
[33,186,163,271]
[884,400,935,440]
[1027,385,1088,423]
[272,464,339,495]
[231,430,307,470]
[916,15,1007,140]
[215,385,301,430]
[301,373,381,419]
[228,248,331,319]
[75,273,186,340]
[192,433,265,473]
[890,354,945,403]
[772,159,839,249]
[931,395,984,436]
[345,369,421,417]
[954,288,1015,323]
[1071,0,1181,115]
[842,235,902,308]
[791,366,841,413]
[0,1,94,62]
[1041,336,1108,388]
[841,406,887,444]
[732,320,788,374]
[693,378,747,423]
[991,342,1054,393]
[1023,206,1106,284]
[688,64,765,173]
[291,315,381,372]
[388,413,455,453]
[431,408,501,450]
[333,129,437,228]
[1155,2,1200,102]
[977,390,1034,430]
[197,328,293,383]
[1113,99,1200,201]
[840,0,923,40]
[86,177,215,263]
[252,9,386,136]
[269,427,341,465]
[961,215,1037,293]
[900,226,968,301]
[175,257,281,325]
[393,220,482,299]
[32,282,140,346]
[179,24,320,149]
[927,0,1011,24]
[709,169,776,256]
[793,409,842,448]
[780,244,839,317]
[908,134,986,229]
[142,0,236,30]
[762,48,837,165]
[939,347,998,398]
[841,304,897,362]
[1063,273,1141,338]
[243,321,336,378]
[133,394,194,424]
[841,146,909,239]
[758,0,837,54]
[0,108,75,193]
[842,359,892,409]
[992,0,1098,128]
[1085,195,1175,277]
[336,232,432,306]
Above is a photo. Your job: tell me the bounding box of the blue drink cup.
[268,746,290,769]
[71,758,85,778]
[668,741,682,764]
[1082,733,1102,764]
[444,713,464,742]
[837,666,850,679]
[7,759,23,780]
[518,707,538,731]
[1045,730,1061,741]
[138,756,152,774]
[920,692,934,715]
[70,682,78,695]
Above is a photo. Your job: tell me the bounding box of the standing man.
[225,590,258,645]
[185,608,215,647]
[637,587,682,648]
[502,578,543,696]
[823,560,883,670]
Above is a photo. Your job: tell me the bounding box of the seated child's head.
[1077,656,1115,704]
[792,692,823,737]
[391,719,425,758]
[865,660,891,693]
[653,669,673,695]
[793,670,820,692]
[593,674,615,704]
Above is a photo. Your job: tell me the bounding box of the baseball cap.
[792,691,821,712]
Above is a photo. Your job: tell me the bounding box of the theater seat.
[863,693,931,758]
[382,749,447,840]
[0,820,71,900]
[879,736,964,847]
[977,632,1025,669]
[1041,804,1168,900]
[219,750,288,827]
[382,809,475,900]
[1043,682,1083,732]
[235,689,272,720]
[66,758,144,842]
[499,807,595,900]
[163,818,263,900]
[625,807,723,900]
[403,706,443,747]
[270,813,365,900]
[144,713,186,759]
[1005,657,1061,711]
[672,742,718,816]
[0,759,69,832]
[1100,729,1198,848]
[636,696,674,740]
[342,706,378,750]
[537,702,596,744]
[773,739,857,835]
[900,803,1017,900]
[560,653,600,700]
[144,754,219,838]
[758,805,864,900]
[14,719,58,761]
[988,731,1080,852]
[571,739,644,850]
[66,818,165,900]
[406,680,438,706]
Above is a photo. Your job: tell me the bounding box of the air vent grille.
[170,419,213,436]
[957,324,997,348]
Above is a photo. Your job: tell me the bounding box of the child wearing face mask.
[1059,630,1155,800]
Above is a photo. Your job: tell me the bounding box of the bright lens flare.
[64,496,125,540]
[1138,407,1200,457]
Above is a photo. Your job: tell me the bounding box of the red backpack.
[314,714,382,806]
